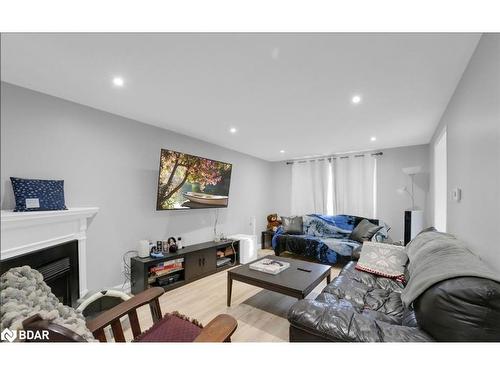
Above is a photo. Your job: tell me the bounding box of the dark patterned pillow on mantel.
[10,177,67,212]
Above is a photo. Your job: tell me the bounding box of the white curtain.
[290,154,378,218]
[333,154,377,218]
[291,159,331,215]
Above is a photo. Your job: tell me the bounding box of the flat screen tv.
[156,149,233,210]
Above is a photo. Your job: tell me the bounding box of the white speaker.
[137,240,150,258]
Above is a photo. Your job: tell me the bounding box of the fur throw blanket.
[1,266,96,342]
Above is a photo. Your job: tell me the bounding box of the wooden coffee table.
[227,255,331,306]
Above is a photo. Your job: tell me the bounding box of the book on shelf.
[149,266,183,277]
[151,264,182,273]
[149,258,184,273]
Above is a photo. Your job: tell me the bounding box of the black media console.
[130,240,240,294]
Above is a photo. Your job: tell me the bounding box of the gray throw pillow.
[350,219,382,242]
[281,216,303,234]
[355,241,408,279]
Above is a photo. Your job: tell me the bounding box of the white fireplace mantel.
[1,207,99,297]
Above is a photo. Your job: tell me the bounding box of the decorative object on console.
[355,241,407,280]
[156,241,163,252]
[349,219,383,242]
[281,215,304,234]
[150,242,164,258]
[150,252,164,258]
[266,213,282,232]
[167,237,178,252]
[10,177,67,212]
[162,240,170,254]
[177,237,183,249]
[213,208,224,242]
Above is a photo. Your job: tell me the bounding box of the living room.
[1,1,499,374]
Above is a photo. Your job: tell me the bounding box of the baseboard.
[110,281,131,293]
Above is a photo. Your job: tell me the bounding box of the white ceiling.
[1,33,480,161]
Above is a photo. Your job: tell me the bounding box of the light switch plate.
[451,188,462,202]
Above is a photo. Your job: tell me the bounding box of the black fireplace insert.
[0,240,79,306]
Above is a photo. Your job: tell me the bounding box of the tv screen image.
[156,149,232,210]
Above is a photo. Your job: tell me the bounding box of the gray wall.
[269,144,430,242]
[269,161,292,217]
[377,145,429,241]
[428,34,500,272]
[1,82,273,290]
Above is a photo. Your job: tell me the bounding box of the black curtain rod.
[285,151,383,165]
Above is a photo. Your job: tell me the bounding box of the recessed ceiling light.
[352,95,361,104]
[229,127,237,134]
[370,136,377,142]
[112,77,124,87]
[280,150,285,153]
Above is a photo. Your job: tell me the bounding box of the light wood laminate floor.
[129,250,342,342]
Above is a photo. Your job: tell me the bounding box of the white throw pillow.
[355,241,407,280]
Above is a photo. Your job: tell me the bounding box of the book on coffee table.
[249,258,290,275]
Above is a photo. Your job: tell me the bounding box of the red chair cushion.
[134,313,202,342]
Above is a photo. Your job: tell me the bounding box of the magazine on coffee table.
[249,258,290,275]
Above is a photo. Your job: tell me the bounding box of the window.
[291,154,378,218]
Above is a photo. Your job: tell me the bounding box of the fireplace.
[0,240,79,306]
[1,207,99,299]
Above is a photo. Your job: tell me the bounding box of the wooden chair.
[23,287,237,342]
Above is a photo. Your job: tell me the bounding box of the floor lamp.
[399,166,423,245]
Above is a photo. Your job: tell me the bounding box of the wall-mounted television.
[156,149,233,210]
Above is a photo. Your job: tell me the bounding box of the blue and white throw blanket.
[272,214,388,264]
